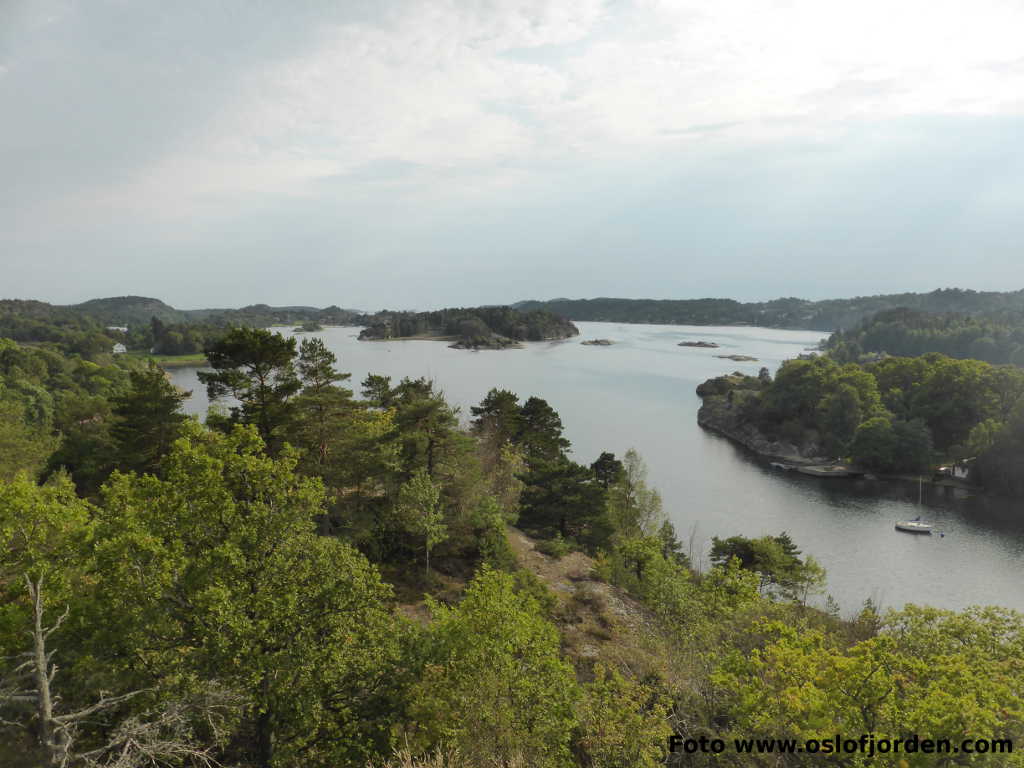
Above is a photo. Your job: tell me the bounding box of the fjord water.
[169,322,1024,615]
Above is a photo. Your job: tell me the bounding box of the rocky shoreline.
[696,391,827,466]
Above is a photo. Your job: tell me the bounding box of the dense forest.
[0,297,364,359]
[357,306,579,347]
[2,328,1024,766]
[698,353,1024,494]
[827,307,1024,365]
[516,287,1024,330]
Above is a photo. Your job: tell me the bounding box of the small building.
[112,343,127,354]
[106,325,128,333]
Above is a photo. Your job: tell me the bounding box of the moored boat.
[895,520,933,534]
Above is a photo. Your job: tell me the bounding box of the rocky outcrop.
[679,340,719,348]
[448,336,523,350]
[581,339,614,346]
[696,389,827,465]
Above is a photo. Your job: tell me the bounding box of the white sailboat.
[895,478,933,534]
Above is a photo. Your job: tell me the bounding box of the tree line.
[701,352,1024,489]
[828,306,1024,366]
[357,306,579,346]
[516,287,1024,331]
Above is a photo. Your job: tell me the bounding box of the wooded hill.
[826,307,1024,366]
[516,287,1024,330]
[0,296,366,358]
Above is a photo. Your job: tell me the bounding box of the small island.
[581,339,614,346]
[358,306,578,350]
[293,321,324,332]
[679,340,719,348]
[716,354,759,362]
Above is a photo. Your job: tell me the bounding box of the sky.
[3,0,1024,311]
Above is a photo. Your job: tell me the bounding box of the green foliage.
[710,532,826,600]
[357,306,578,344]
[0,472,92,622]
[605,449,664,539]
[108,362,190,475]
[198,327,300,447]
[394,469,448,575]
[576,664,672,768]
[519,287,1024,330]
[0,399,58,481]
[470,388,522,444]
[708,348,1024,487]
[828,306,1024,365]
[713,606,1024,767]
[534,534,573,559]
[408,567,579,768]
[974,406,1024,496]
[519,458,609,547]
[91,425,401,767]
[590,451,624,489]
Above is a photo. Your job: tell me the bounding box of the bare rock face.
[696,386,827,465]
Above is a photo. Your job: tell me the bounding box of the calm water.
[169,322,1024,615]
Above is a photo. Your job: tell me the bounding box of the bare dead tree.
[0,574,236,768]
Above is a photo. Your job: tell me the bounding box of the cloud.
[3,1,1024,307]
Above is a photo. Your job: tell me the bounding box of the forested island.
[5,324,1024,766]
[697,353,1024,495]
[357,306,579,349]
[517,287,1024,330]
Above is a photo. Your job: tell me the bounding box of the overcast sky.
[3,0,1023,310]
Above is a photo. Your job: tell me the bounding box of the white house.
[106,325,128,333]
[112,343,127,354]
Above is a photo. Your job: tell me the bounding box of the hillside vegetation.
[516,287,1024,330]
[698,353,1024,495]
[2,329,1024,766]
[827,306,1024,365]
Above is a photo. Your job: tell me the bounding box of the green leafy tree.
[394,469,447,575]
[288,337,357,472]
[849,416,897,471]
[390,378,460,478]
[709,532,821,599]
[43,393,118,496]
[92,424,400,768]
[590,451,624,489]
[0,399,57,482]
[361,374,394,407]
[109,362,190,475]
[517,396,570,462]
[408,567,578,768]
[605,448,664,539]
[198,327,300,448]
[576,664,672,768]
[470,388,521,445]
[519,458,609,546]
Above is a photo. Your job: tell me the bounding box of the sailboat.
[895,478,934,534]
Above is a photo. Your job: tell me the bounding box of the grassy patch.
[127,352,209,367]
